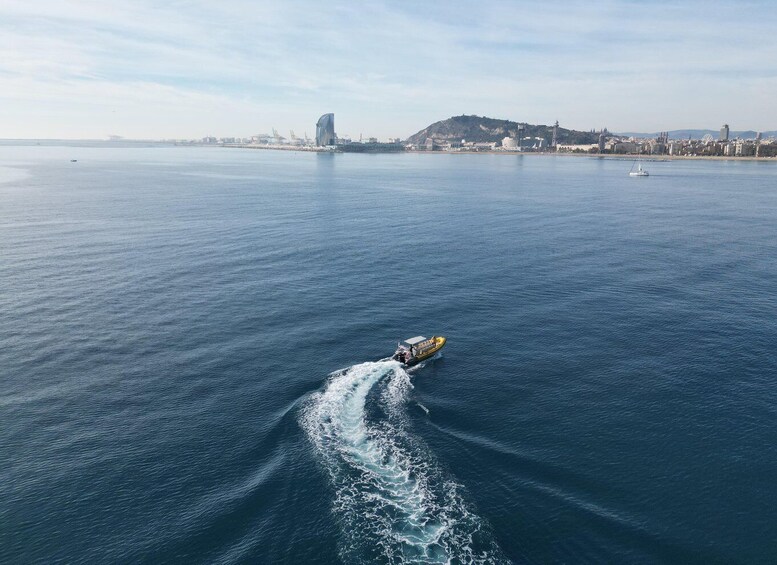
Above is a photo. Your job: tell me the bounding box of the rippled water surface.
[2,145,777,563]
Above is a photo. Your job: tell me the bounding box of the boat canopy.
[403,336,428,346]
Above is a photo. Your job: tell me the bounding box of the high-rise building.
[551,121,558,149]
[720,124,729,142]
[316,113,335,146]
[595,128,608,153]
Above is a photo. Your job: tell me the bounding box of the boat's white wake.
[301,360,506,564]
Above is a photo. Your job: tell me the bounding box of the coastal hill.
[406,115,599,146]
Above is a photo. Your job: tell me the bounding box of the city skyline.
[1,1,776,140]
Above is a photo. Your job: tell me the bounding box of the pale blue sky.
[1,1,775,139]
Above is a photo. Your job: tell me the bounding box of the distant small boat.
[70,159,78,162]
[629,160,648,177]
[392,335,446,366]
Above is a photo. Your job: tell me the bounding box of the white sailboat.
[629,159,649,177]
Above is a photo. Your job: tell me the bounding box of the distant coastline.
[222,143,777,161]
[399,151,777,162]
[2,138,774,161]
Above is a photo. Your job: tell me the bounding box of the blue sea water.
[2,145,777,564]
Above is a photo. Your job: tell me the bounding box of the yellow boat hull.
[406,336,446,365]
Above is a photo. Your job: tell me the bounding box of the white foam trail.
[301,360,506,564]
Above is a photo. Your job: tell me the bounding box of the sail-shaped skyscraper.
[316,113,335,146]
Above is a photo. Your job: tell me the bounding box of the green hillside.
[406,115,598,146]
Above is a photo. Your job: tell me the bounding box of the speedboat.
[392,335,446,366]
